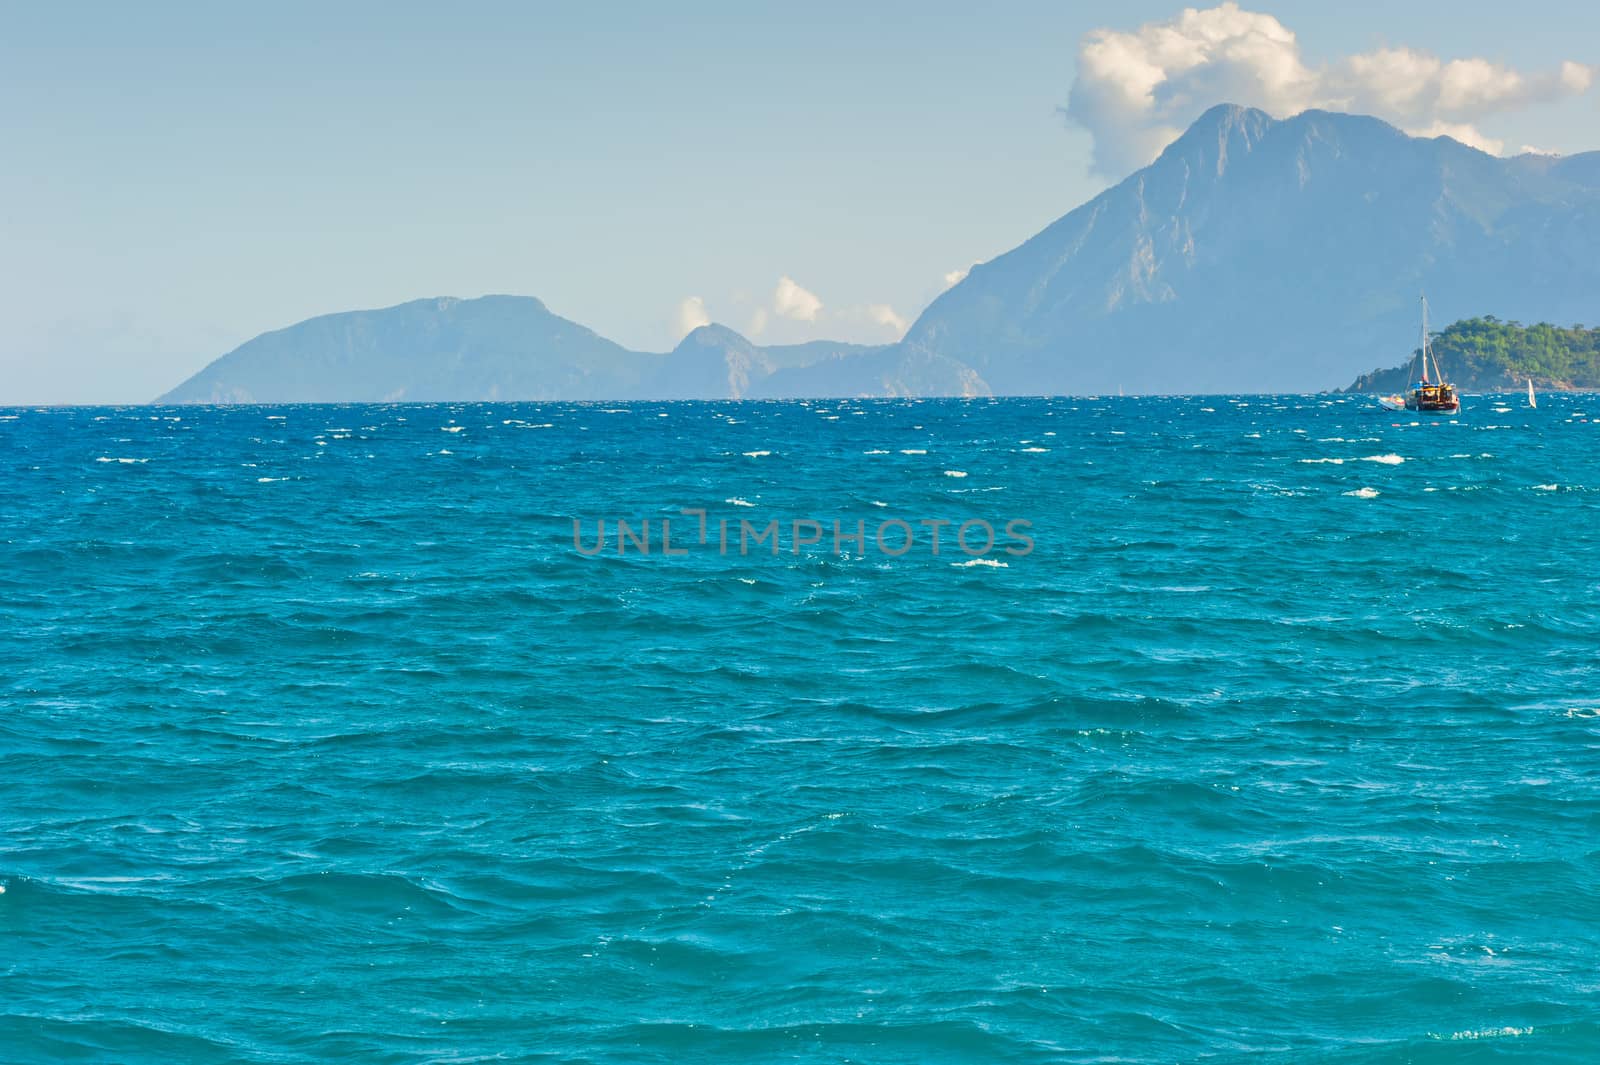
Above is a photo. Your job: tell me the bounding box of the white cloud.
[943,267,971,289]
[1065,2,1595,177]
[702,275,905,344]
[1560,60,1595,94]
[773,275,823,321]
[674,296,710,339]
[1410,120,1503,157]
[867,303,908,337]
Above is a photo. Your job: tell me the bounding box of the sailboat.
[1381,296,1460,414]
[1527,378,1538,409]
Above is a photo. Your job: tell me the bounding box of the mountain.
[1343,316,1600,392]
[159,105,1600,402]
[904,104,1600,394]
[158,295,649,404]
[158,300,984,403]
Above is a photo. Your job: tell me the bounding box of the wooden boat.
[1381,296,1459,414]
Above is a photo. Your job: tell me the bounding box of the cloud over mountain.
[1066,2,1594,176]
[675,296,710,339]
[773,276,824,321]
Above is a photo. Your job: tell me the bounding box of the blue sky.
[3,1,1597,402]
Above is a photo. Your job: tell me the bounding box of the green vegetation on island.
[1344,317,1600,393]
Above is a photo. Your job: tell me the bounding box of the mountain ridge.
[158,105,1600,403]
[902,103,1600,394]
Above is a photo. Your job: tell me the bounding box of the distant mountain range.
[159,104,1600,403]
[158,296,984,403]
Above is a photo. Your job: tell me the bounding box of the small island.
[1344,317,1600,392]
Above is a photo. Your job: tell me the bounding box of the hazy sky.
[3,1,1597,403]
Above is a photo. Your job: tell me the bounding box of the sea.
[2,395,1598,1063]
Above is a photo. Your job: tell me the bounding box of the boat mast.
[1427,292,1440,383]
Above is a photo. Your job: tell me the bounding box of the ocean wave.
[1433,1026,1533,1040]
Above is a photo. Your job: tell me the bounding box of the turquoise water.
[2,396,1598,1063]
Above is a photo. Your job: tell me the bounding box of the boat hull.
[1405,384,1459,414]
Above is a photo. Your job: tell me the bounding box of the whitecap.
[1344,487,1380,498]
[95,456,148,464]
[952,558,1008,568]
[943,470,968,478]
[742,450,772,458]
[257,476,288,483]
[725,497,757,507]
[1362,454,1405,465]
[1019,447,1049,453]
[1436,1027,1531,1041]
[899,448,927,455]
[441,425,465,433]
[863,449,890,455]
[1299,458,1345,464]
[1533,483,1559,491]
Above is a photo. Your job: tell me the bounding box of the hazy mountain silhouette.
[158,302,982,402]
[158,295,647,403]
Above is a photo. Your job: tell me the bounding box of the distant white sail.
[1528,377,1537,408]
